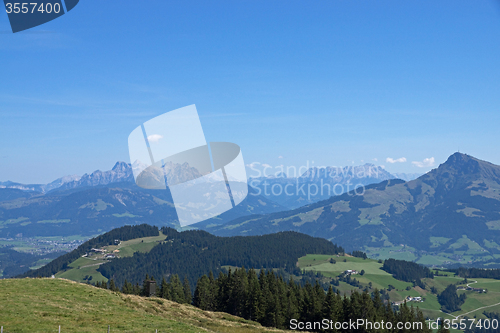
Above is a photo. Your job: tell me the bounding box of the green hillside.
[299,254,414,292]
[55,232,167,284]
[298,254,500,322]
[0,278,287,333]
[0,183,284,240]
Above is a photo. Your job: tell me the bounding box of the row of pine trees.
[95,274,192,304]
[94,267,450,332]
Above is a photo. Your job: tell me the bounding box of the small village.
[81,239,121,260]
[344,269,359,275]
[392,296,423,306]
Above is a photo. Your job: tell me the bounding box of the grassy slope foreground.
[0,278,287,333]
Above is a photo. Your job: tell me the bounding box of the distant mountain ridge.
[298,163,392,180]
[0,175,82,194]
[248,163,421,209]
[57,162,134,191]
[2,161,421,199]
[391,172,423,182]
[0,162,134,194]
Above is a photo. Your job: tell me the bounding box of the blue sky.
[1,0,500,183]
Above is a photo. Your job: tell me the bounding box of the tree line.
[382,258,434,287]
[350,250,368,259]
[452,267,500,279]
[94,267,434,332]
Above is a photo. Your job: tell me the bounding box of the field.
[365,239,500,266]
[298,254,500,324]
[298,254,413,290]
[56,256,108,283]
[105,232,167,258]
[0,278,286,333]
[55,232,167,284]
[365,245,419,262]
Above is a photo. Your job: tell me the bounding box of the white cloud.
[262,163,272,168]
[147,134,163,143]
[412,157,435,168]
[386,157,407,164]
[278,155,283,159]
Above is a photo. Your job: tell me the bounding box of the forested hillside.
[97,227,344,288]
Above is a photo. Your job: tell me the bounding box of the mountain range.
[1,161,420,197]
[203,153,500,266]
[0,161,417,237]
[249,163,413,209]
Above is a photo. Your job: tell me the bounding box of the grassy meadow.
[55,232,167,284]
[0,278,287,333]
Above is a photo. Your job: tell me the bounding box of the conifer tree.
[193,275,210,310]
[121,279,133,294]
[207,271,218,311]
[133,282,141,295]
[183,276,192,304]
[270,275,287,328]
[160,277,170,300]
[323,285,340,329]
[300,281,315,322]
[416,308,432,333]
[360,290,376,322]
[246,269,262,322]
[140,274,150,296]
[371,288,385,320]
[285,277,300,324]
[108,278,119,292]
[169,274,185,303]
[229,268,249,317]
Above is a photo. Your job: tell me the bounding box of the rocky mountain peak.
[427,153,500,182]
[112,161,132,173]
